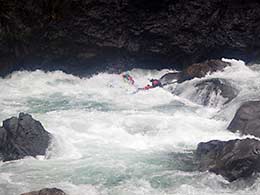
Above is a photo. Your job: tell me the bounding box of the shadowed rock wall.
[1,0,260,76]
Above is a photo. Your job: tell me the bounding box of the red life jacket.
[129,76,134,85]
[123,74,135,85]
[151,79,161,87]
[152,80,159,85]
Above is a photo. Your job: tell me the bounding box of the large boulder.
[195,138,260,182]
[21,188,66,195]
[171,78,238,107]
[228,101,260,138]
[178,60,230,83]
[0,113,51,161]
[159,60,231,87]
[193,78,238,106]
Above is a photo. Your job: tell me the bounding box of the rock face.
[21,188,66,195]
[196,138,260,182]
[0,113,51,161]
[193,78,238,106]
[177,60,230,83]
[228,101,260,138]
[1,0,260,76]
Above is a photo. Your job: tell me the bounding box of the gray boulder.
[21,188,66,195]
[196,138,260,182]
[228,101,260,138]
[193,78,238,106]
[0,113,51,161]
[172,78,238,107]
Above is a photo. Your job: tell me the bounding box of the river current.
[1,59,260,195]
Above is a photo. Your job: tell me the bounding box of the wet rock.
[193,78,238,106]
[159,59,230,86]
[159,72,180,86]
[196,138,260,182]
[170,78,238,107]
[0,113,51,161]
[178,60,230,83]
[21,188,66,195]
[228,101,260,138]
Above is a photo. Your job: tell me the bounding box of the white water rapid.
[1,59,260,195]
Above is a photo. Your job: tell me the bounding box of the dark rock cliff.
[1,0,260,76]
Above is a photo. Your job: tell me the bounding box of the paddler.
[139,79,162,90]
[122,73,135,85]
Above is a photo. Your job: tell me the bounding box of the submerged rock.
[228,101,260,138]
[0,113,51,161]
[21,188,66,195]
[178,60,230,83]
[193,78,238,106]
[196,138,260,182]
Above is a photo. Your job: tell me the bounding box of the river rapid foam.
[1,59,260,195]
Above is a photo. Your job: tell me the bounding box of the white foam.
[1,60,260,194]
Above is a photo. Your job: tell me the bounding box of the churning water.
[1,59,260,195]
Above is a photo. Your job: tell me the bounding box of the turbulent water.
[1,59,260,195]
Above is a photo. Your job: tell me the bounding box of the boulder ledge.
[159,59,231,85]
[195,138,260,182]
[178,60,230,83]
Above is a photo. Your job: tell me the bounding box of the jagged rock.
[228,101,260,138]
[1,0,260,76]
[0,113,51,161]
[178,60,230,83]
[21,188,66,195]
[196,138,260,182]
[193,78,238,106]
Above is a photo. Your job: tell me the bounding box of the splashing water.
[0,59,260,195]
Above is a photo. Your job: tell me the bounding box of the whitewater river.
[1,59,260,195]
